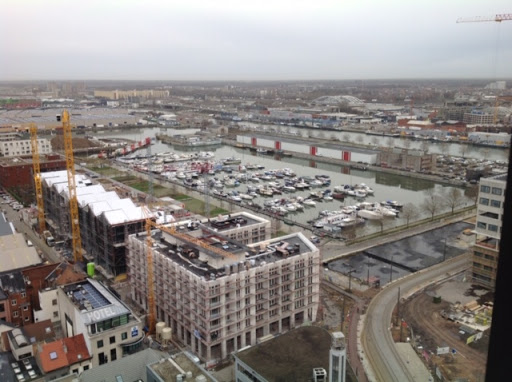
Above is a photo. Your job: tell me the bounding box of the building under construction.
[127,219,321,364]
[41,170,145,276]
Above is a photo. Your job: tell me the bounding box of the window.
[121,332,128,340]
[491,200,501,208]
[477,222,487,230]
[491,187,502,195]
[480,185,490,193]
[13,311,18,317]
[479,197,489,205]
[110,348,117,362]
[0,304,4,312]
[109,335,116,344]
[83,365,89,371]
[23,306,28,311]
[53,311,58,318]
[21,292,26,298]
[97,340,104,349]
[52,299,57,306]
[489,224,498,232]
[24,316,29,321]
[11,300,16,306]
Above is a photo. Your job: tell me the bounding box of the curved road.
[361,254,469,381]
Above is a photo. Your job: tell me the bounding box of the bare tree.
[443,188,463,214]
[330,133,338,141]
[402,138,412,150]
[356,134,364,144]
[342,133,352,143]
[464,185,479,206]
[318,131,326,140]
[401,203,418,227]
[422,188,443,220]
[386,137,394,148]
[371,137,379,147]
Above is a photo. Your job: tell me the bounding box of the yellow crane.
[59,110,83,263]
[29,123,46,234]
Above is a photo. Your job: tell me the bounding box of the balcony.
[476,238,499,250]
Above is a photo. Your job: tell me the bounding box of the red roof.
[39,334,90,373]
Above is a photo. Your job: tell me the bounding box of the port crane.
[30,111,83,263]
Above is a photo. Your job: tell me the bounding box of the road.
[2,203,61,264]
[361,254,470,382]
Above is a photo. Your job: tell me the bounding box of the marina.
[106,128,484,236]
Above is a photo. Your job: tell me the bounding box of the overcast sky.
[2,0,511,81]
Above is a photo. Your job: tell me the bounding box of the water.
[101,127,475,235]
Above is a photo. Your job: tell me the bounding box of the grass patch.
[209,207,229,216]
[272,230,288,239]
[113,175,138,183]
[88,166,121,176]
[172,194,191,201]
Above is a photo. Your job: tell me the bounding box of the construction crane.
[29,123,46,234]
[456,14,512,23]
[59,110,83,263]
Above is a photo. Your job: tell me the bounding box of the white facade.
[0,138,51,157]
[34,288,59,323]
[127,230,321,364]
[329,332,347,382]
[475,174,506,239]
[57,279,144,367]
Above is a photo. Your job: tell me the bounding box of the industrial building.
[378,147,436,173]
[237,134,379,164]
[0,154,66,204]
[56,278,144,367]
[234,327,346,382]
[127,223,321,364]
[0,137,51,157]
[41,170,145,276]
[472,173,507,290]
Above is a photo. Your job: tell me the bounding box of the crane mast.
[61,110,83,263]
[29,123,46,233]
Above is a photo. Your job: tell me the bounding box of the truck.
[43,230,55,247]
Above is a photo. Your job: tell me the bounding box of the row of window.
[97,332,128,348]
[480,185,503,196]
[476,221,499,232]
[479,198,502,208]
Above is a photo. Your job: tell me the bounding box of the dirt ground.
[398,275,492,382]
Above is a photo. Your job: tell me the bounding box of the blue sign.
[131,326,139,337]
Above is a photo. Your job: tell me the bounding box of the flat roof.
[0,233,41,273]
[0,212,15,236]
[62,279,132,325]
[140,230,315,280]
[203,211,265,232]
[235,326,332,382]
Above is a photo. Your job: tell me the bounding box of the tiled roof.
[39,334,90,373]
[22,319,55,343]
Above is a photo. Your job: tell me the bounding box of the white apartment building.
[57,278,144,367]
[127,226,321,365]
[472,173,507,289]
[0,138,52,157]
[201,212,271,245]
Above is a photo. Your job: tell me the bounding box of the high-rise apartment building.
[472,173,507,289]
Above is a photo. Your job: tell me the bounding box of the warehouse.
[127,226,321,365]
[237,134,378,164]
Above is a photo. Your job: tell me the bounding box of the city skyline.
[2,0,512,81]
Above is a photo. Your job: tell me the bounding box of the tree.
[401,203,418,227]
[386,137,394,148]
[356,134,364,144]
[342,133,351,143]
[371,137,379,147]
[422,188,443,220]
[464,185,479,206]
[403,138,412,150]
[443,188,463,214]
